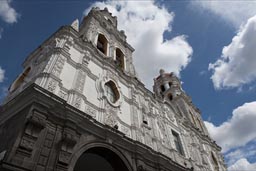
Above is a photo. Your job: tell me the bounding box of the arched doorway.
[73,147,129,171]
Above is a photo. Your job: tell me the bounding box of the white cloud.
[204,101,256,153]
[0,67,5,83]
[228,158,256,171]
[206,102,256,169]
[208,15,256,90]
[191,1,256,28]
[225,144,256,166]
[0,0,18,24]
[84,1,193,89]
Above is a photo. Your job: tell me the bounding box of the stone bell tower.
[153,69,182,102]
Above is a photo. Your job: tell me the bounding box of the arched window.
[160,85,165,92]
[115,48,125,70]
[97,34,108,55]
[104,81,119,103]
[169,82,172,88]
[168,93,173,101]
[9,67,31,92]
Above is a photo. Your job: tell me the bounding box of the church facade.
[0,7,226,171]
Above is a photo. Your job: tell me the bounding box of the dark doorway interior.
[74,147,129,171]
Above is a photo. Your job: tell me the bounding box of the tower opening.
[97,34,108,55]
[74,147,129,171]
[160,85,165,92]
[115,48,125,71]
[169,82,172,88]
[168,94,173,101]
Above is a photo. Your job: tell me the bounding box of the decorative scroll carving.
[75,70,86,93]
[18,111,46,156]
[82,50,92,65]
[85,105,97,119]
[58,127,78,165]
[55,37,67,48]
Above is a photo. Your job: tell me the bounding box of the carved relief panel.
[74,70,86,93]
[104,102,118,127]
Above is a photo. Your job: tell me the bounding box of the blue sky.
[1,1,256,170]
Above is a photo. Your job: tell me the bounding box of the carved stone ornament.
[164,106,175,121]
[157,119,169,146]
[73,96,82,109]
[85,105,97,119]
[75,70,86,93]
[121,125,130,137]
[19,111,46,154]
[136,131,143,143]
[104,101,118,127]
[106,71,118,83]
[55,37,67,48]
[82,50,92,65]
[105,112,117,127]
[58,90,67,100]
[52,56,66,77]
[202,154,208,165]
[58,127,78,165]
[47,79,57,92]
[132,109,139,127]
[20,136,35,151]
[59,151,71,165]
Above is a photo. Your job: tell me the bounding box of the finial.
[71,19,79,32]
[159,69,165,75]
[92,7,100,10]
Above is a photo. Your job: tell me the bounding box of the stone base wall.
[0,84,191,171]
